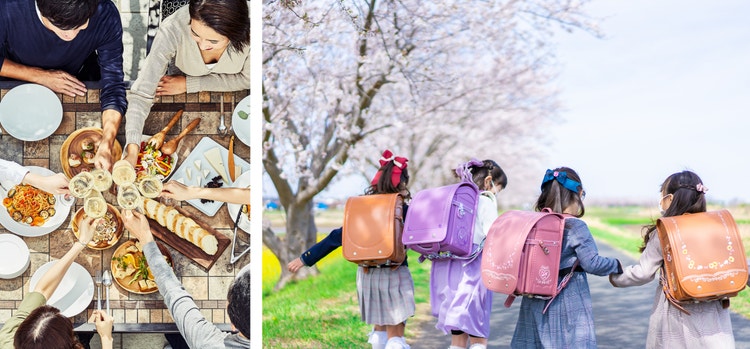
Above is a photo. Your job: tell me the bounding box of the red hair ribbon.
[370,149,408,187]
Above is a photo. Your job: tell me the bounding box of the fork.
[94,270,102,311]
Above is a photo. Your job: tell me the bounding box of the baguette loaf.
[142,198,219,255]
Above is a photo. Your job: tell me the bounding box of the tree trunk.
[263,199,321,290]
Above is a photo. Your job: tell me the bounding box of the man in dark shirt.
[0,0,127,171]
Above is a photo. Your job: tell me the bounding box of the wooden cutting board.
[146,205,231,271]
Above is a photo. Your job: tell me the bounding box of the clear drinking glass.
[117,183,141,211]
[69,171,94,198]
[137,175,163,199]
[112,160,136,186]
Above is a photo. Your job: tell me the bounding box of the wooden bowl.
[110,239,173,294]
[71,204,123,250]
[60,127,122,178]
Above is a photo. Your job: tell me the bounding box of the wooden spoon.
[161,118,201,155]
[147,109,184,149]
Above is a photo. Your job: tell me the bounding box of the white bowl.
[0,234,30,279]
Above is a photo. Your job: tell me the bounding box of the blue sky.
[546,0,750,203]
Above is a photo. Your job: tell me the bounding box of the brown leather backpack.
[342,193,406,267]
[657,210,748,312]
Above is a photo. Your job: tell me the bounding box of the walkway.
[412,242,750,348]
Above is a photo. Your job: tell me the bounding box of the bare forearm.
[34,243,85,300]
[0,59,42,83]
[101,109,121,147]
[193,187,250,205]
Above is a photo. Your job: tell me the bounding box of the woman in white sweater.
[123,0,250,165]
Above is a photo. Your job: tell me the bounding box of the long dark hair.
[365,161,410,198]
[639,170,707,252]
[535,167,585,218]
[14,305,84,349]
[190,0,250,53]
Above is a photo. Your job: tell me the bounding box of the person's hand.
[121,209,154,243]
[160,180,196,201]
[77,217,97,245]
[89,310,114,342]
[35,69,87,97]
[94,142,114,172]
[22,172,70,196]
[156,75,187,96]
[124,144,140,169]
[287,257,305,273]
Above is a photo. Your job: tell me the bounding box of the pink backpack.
[481,209,577,312]
[402,165,479,261]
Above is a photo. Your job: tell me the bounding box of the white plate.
[226,170,251,233]
[29,261,94,318]
[0,166,75,237]
[231,94,251,147]
[169,137,250,216]
[0,234,30,279]
[0,84,63,141]
[121,135,179,182]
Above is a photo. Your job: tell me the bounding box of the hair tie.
[455,158,483,180]
[541,169,582,194]
[696,183,708,194]
[371,149,409,187]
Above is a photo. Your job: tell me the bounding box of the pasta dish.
[2,184,56,226]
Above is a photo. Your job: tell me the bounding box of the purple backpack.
[402,164,479,260]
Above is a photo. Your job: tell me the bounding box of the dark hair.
[227,270,251,339]
[365,161,410,198]
[189,0,250,53]
[37,0,98,30]
[14,305,84,349]
[534,166,585,217]
[639,170,707,252]
[465,159,508,191]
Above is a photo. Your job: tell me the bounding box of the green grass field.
[263,206,750,347]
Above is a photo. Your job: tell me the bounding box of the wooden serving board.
[60,127,122,178]
[146,205,230,271]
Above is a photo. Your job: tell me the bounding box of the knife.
[228,135,236,182]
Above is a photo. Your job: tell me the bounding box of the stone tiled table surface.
[0,86,251,327]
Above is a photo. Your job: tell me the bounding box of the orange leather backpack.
[342,193,406,267]
[657,209,748,312]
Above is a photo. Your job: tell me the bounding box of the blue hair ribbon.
[541,169,581,194]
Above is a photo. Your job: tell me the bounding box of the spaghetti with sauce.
[2,184,57,226]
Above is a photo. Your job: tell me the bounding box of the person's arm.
[0,159,29,184]
[33,217,95,300]
[0,58,87,97]
[89,310,114,349]
[185,51,250,93]
[121,210,227,347]
[93,3,127,172]
[567,219,622,276]
[288,228,343,272]
[160,181,250,204]
[610,231,663,287]
[124,20,180,166]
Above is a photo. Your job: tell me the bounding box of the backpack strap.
[660,268,691,315]
[542,259,579,314]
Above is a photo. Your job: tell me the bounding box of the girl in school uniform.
[287,149,415,349]
[431,159,507,349]
[511,167,622,349]
[610,171,735,348]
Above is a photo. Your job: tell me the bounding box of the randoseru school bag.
[481,208,577,313]
[342,193,406,267]
[657,209,748,313]
[402,164,479,261]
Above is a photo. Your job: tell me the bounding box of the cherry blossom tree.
[263,0,601,289]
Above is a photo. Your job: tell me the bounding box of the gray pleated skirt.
[356,265,415,325]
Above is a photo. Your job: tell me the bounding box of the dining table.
[0,80,251,335]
